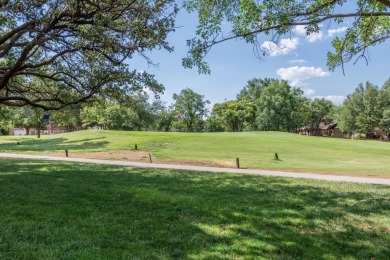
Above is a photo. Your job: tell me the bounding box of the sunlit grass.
[0,158,389,259]
[1,130,390,176]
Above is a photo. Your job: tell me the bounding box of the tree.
[183,0,390,73]
[338,82,382,136]
[210,100,256,132]
[155,109,176,132]
[80,94,156,131]
[307,98,334,134]
[379,78,390,111]
[378,79,390,139]
[51,104,82,130]
[172,88,210,132]
[0,0,177,109]
[12,107,46,138]
[355,82,381,134]
[80,103,106,129]
[256,80,304,131]
[235,77,307,131]
[380,109,390,139]
[150,100,176,132]
[0,105,13,134]
[205,115,226,132]
[236,78,274,102]
[337,97,358,135]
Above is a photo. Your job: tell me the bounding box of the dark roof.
[298,123,337,130]
[319,123,337,130]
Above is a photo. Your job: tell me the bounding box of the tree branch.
[377,0,390,7]
[198,11,390,50]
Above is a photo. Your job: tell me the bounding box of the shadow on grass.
[0,137,108,152]
[0,159,389,259]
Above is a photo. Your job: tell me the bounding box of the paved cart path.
[0,153,389,186]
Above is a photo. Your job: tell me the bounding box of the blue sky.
[135,9,390,107]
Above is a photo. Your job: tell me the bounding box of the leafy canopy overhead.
[0,0,177,110]
[183,0,390,73]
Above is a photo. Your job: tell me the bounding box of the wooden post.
[65,150,69,157]
[149,153,152,163]
[236,158,240,168]
[135,144,138,150]
[17,142,19,145]
[275,153,279,160]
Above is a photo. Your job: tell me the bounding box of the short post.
[274,153,279,160]
[149,153,152,163]
[236,158,240,168]
[17,142,20,145]
[65,149,69,157]
[135,144,138,150]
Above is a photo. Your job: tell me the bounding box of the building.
[298,123,343,138]
[10,125,70,136]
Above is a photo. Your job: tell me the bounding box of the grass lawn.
[0,158,389,259]
[1,130,390,176]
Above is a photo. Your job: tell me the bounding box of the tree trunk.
[37,127,41,138]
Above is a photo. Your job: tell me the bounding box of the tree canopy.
[172,88,210,132]
[183,0,390,73]
[236,78,274,101]
[337,81,388,136]
[210,99,256,132]
[0,0,177,110]
[256,79,304,131]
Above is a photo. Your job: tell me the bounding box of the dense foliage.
[172,88,210,132]
[337,80,390,138]
[183,0,390,73]
[208,100,256,132]
[1,77,390,141]
[0,0,177,109]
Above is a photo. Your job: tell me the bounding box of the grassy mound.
[1,130,389,176]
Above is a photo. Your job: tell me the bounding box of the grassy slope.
[1,130,390,176]
[0,159,389,259]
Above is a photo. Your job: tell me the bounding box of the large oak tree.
[0,0,177,110]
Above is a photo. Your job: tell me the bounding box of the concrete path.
[0,152,389,186]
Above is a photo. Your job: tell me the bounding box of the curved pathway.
[0,152,389,186]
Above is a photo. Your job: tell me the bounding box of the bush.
[0,128,9,135]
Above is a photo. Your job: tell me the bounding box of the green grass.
[1,130,390,176]
[0,158,389,259]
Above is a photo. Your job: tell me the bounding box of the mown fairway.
[0,159,389,259]
[1,130,390,176]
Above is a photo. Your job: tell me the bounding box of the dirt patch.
[156,158,234,168]
[44,151,390,178]
[48,151,151,162]
[47,150,234,168]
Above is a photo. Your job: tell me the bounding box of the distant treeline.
[1,78,389,139]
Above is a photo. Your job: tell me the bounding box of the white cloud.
[290,80,309,87]
[302,88,316,96]
[293,25,307,36]
[276,66,330,81]
[288,59,307,64]
[306,31,324,42]
[314,95,346,105]
[328,27,348,37]
[293,25,324,42]
[261,38,299,56]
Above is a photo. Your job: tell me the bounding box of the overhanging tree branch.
[184,0,390,73]
[0,0,177,110]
